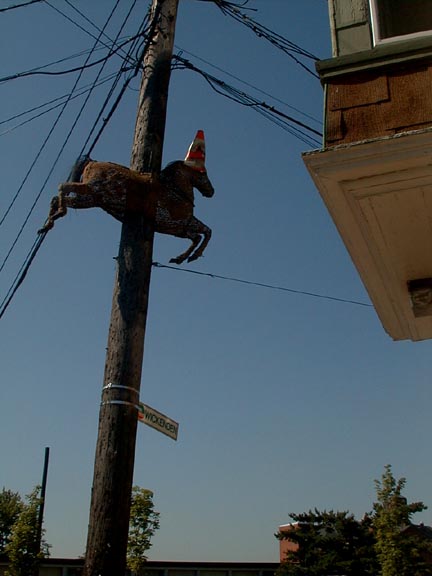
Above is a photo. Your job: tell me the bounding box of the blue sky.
[1,0,431,563]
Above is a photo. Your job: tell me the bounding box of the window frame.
[369,0,432,45]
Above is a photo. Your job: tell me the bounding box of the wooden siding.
[329,0,372,56]
[325,62,432,145]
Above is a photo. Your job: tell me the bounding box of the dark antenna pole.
[83,1,179,575]
[34,446,49,576]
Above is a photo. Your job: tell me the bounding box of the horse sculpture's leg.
[169,217,212,264]
[187,219,211,263]
[39,188,67,231]
[170,232,202,265]
[40,182,94,231]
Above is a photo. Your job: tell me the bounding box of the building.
[303,0,432,341]
[0,558,279,576]
[277,524,298,563]
[278,520,432,567]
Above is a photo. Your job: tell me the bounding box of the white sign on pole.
[137,402,179,441]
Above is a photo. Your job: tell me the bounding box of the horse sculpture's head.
[157,158,214,264]
[161,161,215,199]
[189,164,215,198]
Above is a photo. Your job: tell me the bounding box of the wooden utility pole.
[83,1,179,575]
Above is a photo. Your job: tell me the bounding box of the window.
[370,0,432,44]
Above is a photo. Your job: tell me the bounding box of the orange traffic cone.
[184,130,206,172]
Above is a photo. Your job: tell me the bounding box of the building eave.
[303,128,432,341]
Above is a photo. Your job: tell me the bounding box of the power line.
[213,0,318,59]
[196,0,256,13]
[0,25,144,134]
[0,231,47,320]
[79,5,153,157]
[0,248,374,322]
[0,0,328,319]
[0,37,135,110]
[172,54,322,140]
[61,0,146,157]
[62,0,135,58]
[175,46,322,127]
[0,45,107,82]
[0,3,157,314]
[0,0,124,265]
[209,0,320,78]
[53,0,150,74]
[152,262,373,308]
[0,248,373,321]
[0,72,123,137]
[173,54,322,146]
[1,39,321,137]
[0,0,42,12]
[0,34,141,85]
[43,0,135,64]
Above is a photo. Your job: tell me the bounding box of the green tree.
[373,464,432,576]
[0,489,23,554]
[127,487,160,575]
[5,486,50,576]
[277,509,378,576]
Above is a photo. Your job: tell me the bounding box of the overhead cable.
[175,46,322,127]
[81,5,155,157]
[0,72,123,136]
[0,2,157,312]
[209,0,319,78]
[212,0,318,59]
[0,0,42,12]
[0,34,142,85]
[173,55,322,146]
[152,262,373,308]
[196,0,255,10]
[0,0,124,263]
[43,0,137,64]
[0,231,48,320]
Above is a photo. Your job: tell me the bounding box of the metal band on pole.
[100,400,140,409]
[102,383,140,395]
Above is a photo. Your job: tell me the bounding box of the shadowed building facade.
[304,0,432,341]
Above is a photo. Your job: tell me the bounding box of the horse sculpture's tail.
[69,155,91,182]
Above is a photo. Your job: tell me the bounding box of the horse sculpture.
[40,132,215,265]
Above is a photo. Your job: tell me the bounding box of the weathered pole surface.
[83,1,179,575]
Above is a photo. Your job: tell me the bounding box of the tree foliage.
[127,487,160,575]
[3,486,50,576]
[372,464,432,576]
[277,509,377,576]
[278,466,432,576]
[0,489,23,553]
